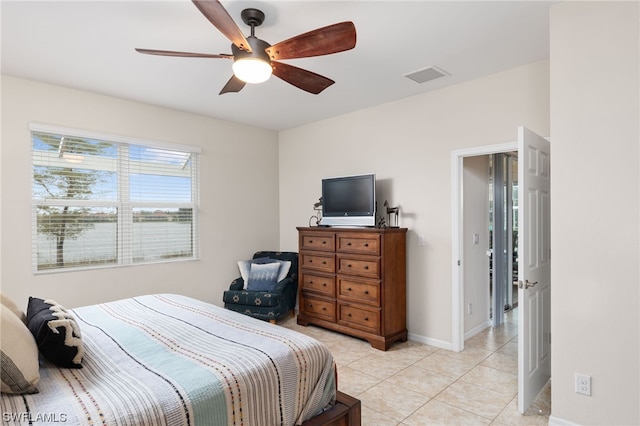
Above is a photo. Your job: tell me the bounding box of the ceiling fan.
[136,0,356,95]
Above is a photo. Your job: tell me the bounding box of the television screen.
[321,174,375,227]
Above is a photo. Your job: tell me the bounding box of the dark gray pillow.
[26,297,84,369]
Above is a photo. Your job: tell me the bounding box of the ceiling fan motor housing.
[232,36,272,64]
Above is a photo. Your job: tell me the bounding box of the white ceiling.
[1,1,555,131]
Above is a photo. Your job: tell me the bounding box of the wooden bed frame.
[302,391,361,426]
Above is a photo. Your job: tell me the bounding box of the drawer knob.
[309,240,313,243]
[322,241,327,244]
[364,290,369,295]
[347,242,352,246]
[347,287,352,291]
[364,317,369,321]
[322,307,327,311]
[347,313,352,317]
[322,260,327,265]
[364,243,369,247]
[347,264,352,268]
[322,283,327,287]
[309,280,314,284]
[364,265,369,270]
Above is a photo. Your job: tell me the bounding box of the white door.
[517,126,551,413]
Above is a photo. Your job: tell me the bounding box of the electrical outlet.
[467,303,472,314]
[575,374,591,396]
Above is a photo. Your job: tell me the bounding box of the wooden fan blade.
[136,48,232,59]
[219,75,246,94]
[192,0,251,52]
[272,61,334,94]
[266,22,356,61]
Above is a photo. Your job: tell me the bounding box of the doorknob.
[518,279,538,289]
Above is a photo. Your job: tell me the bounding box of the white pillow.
[1,292,26,324]
[1,305,40,394]
[276,260,292,282]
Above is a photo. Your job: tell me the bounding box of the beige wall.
[279,60,549,346]
[550,2,639,425]
[1,75,280,310]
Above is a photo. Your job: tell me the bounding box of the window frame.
[30,122,201,274]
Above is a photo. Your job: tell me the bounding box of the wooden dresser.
[296,226,407,351]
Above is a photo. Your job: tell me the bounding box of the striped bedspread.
[1,294,336,425]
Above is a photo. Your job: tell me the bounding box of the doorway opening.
[452,128,551,415]
[451,141,517,352]
[489,152,518,327]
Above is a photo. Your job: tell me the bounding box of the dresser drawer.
[337,277,380,306]
[337,255,380,279]
[301,252,335,273]
[300,232,335,252]
[337,233,381,255]
[338,303,380,333]
[301,272,335,297]
[301,295,336,322]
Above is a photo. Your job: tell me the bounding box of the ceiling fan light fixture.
[230,35,273,84]
[232,58,272,84]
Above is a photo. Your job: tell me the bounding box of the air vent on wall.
[404,66,450,84]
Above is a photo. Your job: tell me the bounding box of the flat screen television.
[320,173,376,227]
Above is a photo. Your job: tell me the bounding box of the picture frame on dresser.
[296,226,407,351]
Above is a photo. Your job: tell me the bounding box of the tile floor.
[282,308,551,425]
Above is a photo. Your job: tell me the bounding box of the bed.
[1,294,360,425]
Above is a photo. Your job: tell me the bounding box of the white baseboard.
[464,320,491,340]
[407,320,492,352]
[548,415,581,426]
[408,332,454,351]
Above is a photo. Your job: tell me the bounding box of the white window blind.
[31,124,200,272]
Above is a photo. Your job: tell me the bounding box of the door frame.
[451,142,517,352]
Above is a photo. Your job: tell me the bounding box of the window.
[31,123,200,272]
